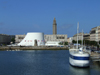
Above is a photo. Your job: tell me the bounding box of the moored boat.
[69,22,90,67]
[69,48,90,67]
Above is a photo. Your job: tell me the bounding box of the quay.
[90,51,100,61]
[0,46,69,50]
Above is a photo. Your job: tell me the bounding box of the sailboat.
[69,22,90,67]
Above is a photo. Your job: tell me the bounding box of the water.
[0,50,100,75]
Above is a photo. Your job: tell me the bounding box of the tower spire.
[53,17,57,35]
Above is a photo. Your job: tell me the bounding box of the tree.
[78,40,82,44]
[59,42,63,45]
[11,38,15,43]
[72,40,76,43]
[64,42,68,45]
[84,40,90,45]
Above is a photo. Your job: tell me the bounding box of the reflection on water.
[69,65,90,75]
[90,60,100,72]
[0,50,100,75]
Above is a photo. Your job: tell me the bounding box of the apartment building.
[90,26,100,42]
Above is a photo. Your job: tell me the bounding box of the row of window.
[56,37,65,39]
[18,37,24,39]
[24,40,45,42]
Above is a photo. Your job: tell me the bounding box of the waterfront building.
[18,32,45,46]
[45,17,68,43]
[73,33,83,41]
[15,34,68,44]
[15,34,26,44]
[90,26,100,42]
[73,33,90,41]
[44,34,67,42]
[0,34,15,45]
[84,33,90,40]
[67,37,73,43]
[15,17,68,46]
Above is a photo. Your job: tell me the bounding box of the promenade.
[0,46,69,50]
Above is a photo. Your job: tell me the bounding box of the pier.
[90,51,100,61]
[0,46,69,50]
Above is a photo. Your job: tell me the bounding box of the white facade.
[90,26,100,42]
[18,32,45,46]
[44,34,67,42]
[67,37,73,43]
[15,35,26,44]
[45,41,61,46]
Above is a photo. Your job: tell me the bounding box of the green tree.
[11,38,15,43]
[64,42,68,45]
[72,40,76,43]
[78,40,82,44]
[84,40,90,45]
[59,42,63,45]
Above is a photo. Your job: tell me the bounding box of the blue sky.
[0,0,100,37]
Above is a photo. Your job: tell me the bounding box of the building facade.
[83,34,90,40]
[15,34,68,44]
[18,32,45,46]
[0,34,15,45]
[15,17,68,44]
[15,34,26,44]
[73,33,83,41]
[44,34,67,42]
[90,26,100,42]
[67,37,73,43]
[73,33,90,41]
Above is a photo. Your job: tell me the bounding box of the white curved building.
[18,32,45,46]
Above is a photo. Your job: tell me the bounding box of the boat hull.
[69,57,89,67]
[69,51,90,67]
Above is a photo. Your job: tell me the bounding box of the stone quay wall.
[0,46,69,50]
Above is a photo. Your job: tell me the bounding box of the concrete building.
[83,33,90,40]
[45,17,68,43]
[67,37,73,43]
[0,34,15,45]
[15,34,68,44]
[15,34,26,44]
[90,26,100,42]
[73,33,83,41]
[18,32,45,46]
[15,18,68,46]
[45,41,61,46]
[73,33,90,41]
[44,34,67,42]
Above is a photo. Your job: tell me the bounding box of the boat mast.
[77,22,79,49]
[82,30,83,48]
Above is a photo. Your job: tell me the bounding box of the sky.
[0,0,100,37]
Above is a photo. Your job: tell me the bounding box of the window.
[56,36,65,39]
